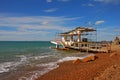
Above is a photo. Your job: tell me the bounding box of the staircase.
[60,41,67,48]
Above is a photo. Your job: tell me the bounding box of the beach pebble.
[82,55,96,62]
[72,58,81,64]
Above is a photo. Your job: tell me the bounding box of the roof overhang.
[58,27,96,36]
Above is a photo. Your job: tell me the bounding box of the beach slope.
[36,44,120,80]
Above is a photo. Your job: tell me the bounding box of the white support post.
[77,34,81,42]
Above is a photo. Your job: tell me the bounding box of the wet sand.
[36,44,120,80]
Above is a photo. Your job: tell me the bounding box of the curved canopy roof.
[59,27,96,36]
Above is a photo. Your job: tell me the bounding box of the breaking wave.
[18,53,95,80]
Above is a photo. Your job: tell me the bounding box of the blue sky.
[0,0,120,41]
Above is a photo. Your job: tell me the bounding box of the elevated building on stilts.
[51,27,111,53]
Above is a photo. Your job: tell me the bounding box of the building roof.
[59,27,96,36]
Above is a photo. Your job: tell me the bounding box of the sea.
[0,41,93,80]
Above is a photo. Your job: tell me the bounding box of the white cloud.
[0,30,49,35]
[94,0,104,2]
[96,26,120,41]
[114,28,120,32]
[0,16,80,30]
[94,0,120,4]
[88,3,95,6]
[82,3,95,7]
[0,16,81,41]
[95,20,105,25]
[46,0,70,3]
[0,15,117,41]
[0,30,50,41]
[96,27,116,41]
[46,0,52,3]
[58,0,70,2]
[43,8,58,13]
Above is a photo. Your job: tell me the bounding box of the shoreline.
[35,44,120,80]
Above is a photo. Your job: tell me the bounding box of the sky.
[0,0,120,41]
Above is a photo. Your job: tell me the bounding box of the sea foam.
[18,53,95,80]
[33,55,52,60]
[0,62,13,73]
[0,55,28,74]
[19,62,59,80]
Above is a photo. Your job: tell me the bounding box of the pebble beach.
[36,44,120,80]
